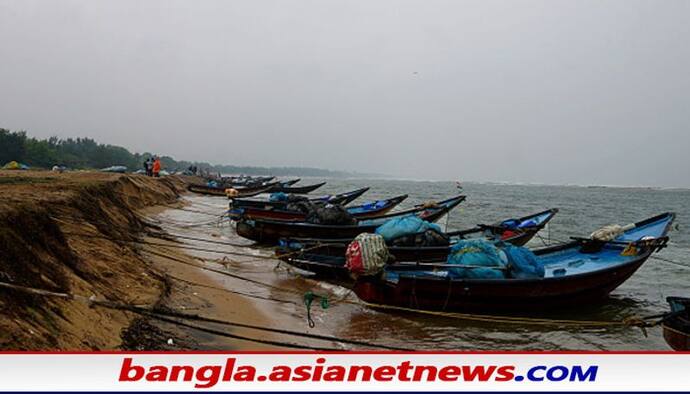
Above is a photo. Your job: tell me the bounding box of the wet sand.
[138,228,284,350]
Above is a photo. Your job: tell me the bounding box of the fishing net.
[345,233,390,276]
[446,239,507,279]
[503,244,545,278]
[375,215,442,242]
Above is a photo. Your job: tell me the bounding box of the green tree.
[0,129,27,164]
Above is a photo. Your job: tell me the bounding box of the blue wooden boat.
[228,194,408,221]
[277,209,558,279]
[351,212,674,312]
[228,187,370,210]
[236,195,466,244]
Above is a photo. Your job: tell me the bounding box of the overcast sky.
[1,0,689,186]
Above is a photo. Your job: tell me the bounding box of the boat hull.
[268,182,326,194]
[237,219,380,243]
[662,297,690,351]
[663,322,690,351]
[188,182,277,197]
[229,187,370,210]
[353,253,651,312]
[236,195,465,244]
[234,195,407,221]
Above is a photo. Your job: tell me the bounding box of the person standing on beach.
[152,156,161,177]
[144,158,152,176]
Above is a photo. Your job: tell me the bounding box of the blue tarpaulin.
[269,192,288,202]
[375,215,442,242]
[445,239,507,279]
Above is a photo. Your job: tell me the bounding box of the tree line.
[0,129,368,177]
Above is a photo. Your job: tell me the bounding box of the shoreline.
[136,226,283,350]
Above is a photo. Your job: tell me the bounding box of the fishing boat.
[277,209,559,279]
[268,178,301,189]
[220,175,275,187]
[235,195,466,243]
[349,212,674,312]
[228,194,409,221]
[268,181,327,194]
[188,181,279,197]
[662,296,690,351]
[228,187,370,210]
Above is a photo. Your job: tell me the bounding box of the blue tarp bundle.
[503,244,544,278]
[375,215,442,242]
[269,192,288,202]
[360,200,388,210]
[445,239,507,279]
[207,180,219,188]
[500,218,538,229]
[444,240,545,279]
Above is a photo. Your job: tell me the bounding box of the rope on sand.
[165,272,299,306]
[0,280,411,351]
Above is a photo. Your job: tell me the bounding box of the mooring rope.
[141,248,291,293]
[162,206,227,218]
[150,232,260,249]
[60,231,277,260]
[165,272,299,306]
[109,189,225,218]
[649,255,690,270]
[137,211,231,229]
[147,217,229,229]
[0,280,411,351]
[359,302,649,328]
[60,227,339,266]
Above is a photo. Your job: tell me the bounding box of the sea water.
[157,178,690,350]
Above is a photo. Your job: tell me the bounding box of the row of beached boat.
[188,176,688,350]
[187,176,327,197]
